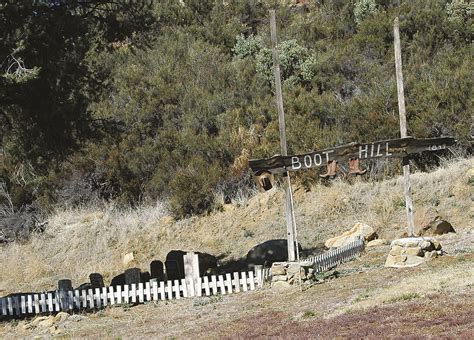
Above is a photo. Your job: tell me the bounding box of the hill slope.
[0,157,472,295]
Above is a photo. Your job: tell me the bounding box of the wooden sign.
[249,136,455,175]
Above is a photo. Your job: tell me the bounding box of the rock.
[246,239,302,266]
[123,252,135,267]
[389,245,403,256]
[420,217,455,236]
[270,263,287,276]
[385,255,407,267]
[426,250,438,259]
[367,239,389,247]
[420,240,434,251]
[404,246,423,257]
[385,238,442,268]
[325,223,377,248]
[271,275,288,282]
[53,312,70,323]
[404,255,425,267]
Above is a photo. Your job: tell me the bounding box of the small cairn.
[385,237,442,268]
[270,262,315,287]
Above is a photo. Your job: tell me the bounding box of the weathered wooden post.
[58,279,72,311]
[394,17,415,237]
[269,9,298,262]
[183,252,199,296]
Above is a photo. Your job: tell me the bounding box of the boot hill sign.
[249,136,455,175]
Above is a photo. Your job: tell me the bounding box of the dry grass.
[0,157,472,296]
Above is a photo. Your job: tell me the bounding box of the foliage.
[354,0,378,25]
[0,0,472,221]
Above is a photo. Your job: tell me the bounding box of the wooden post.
[394,17,415,237]
[270,9,296,261]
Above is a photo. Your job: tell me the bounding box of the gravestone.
[89,273,104,288]
[150,260,165,281]
[125,268,141,285]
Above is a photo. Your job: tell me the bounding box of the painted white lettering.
[313,153,322,166]
[370,144,375,157]
[376,143,383,156]
[304,155,312,168]
[385,142,392,156]
[322,150,334,163]
[291,156,301,170]
[359,145,368,159]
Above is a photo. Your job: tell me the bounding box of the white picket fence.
[0,269,263,318]
[301,237,365,273]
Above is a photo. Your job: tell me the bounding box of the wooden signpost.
[269,9,298,262]
[249,137,455,175]
[393,17,415,236]
[260,11,455,258]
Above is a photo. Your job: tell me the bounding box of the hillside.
[0,157,472,295]
[0,158,473,337]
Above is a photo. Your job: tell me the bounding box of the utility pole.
[269,9,298,261]
[394,17,415,237]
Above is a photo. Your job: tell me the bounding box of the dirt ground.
[1,245,472,339]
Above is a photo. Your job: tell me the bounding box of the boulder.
[420,217,455,236]
[325,223,377,248]
[385,238,442,268]
[246,239,302,266]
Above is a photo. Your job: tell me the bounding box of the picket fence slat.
[145,282,151,302]
[218,275,226,295]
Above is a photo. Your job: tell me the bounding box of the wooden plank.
[80,290,87,309]
[131,284,137,303]
[187,278,195,298]
[195,278,202,297]
[102,287,108,307]
[33,294,40,314]
[7,297,13,316]
[27,295,33,314]
[144,282,151,302]
[68,291,74,311]
[159,281,166,300]
[74,290,80,310]
[225,273,233,294]
[233,272,240,293]
[203,276,210,296]
[123,285,129,304]
[249,137,455,175]
[218,275,226,295]
[88,289,94,309]
[166,280,173,300]
[248,271,255,291]
[13,296,20,316]
[138,283,144,303]
[240,272,248,292]
[181,279,188,298]
[40,293,46,313]
[210,275,218,295]
[0,298,5,316]
[173,280,181,299]
[152,281,159,301]
[21,295,26,314]
[95,288,102,309]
